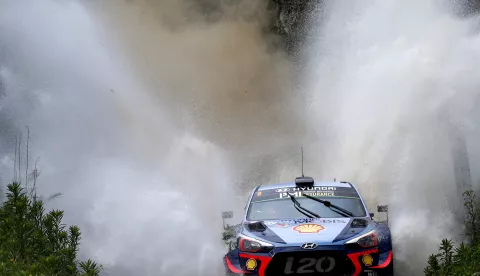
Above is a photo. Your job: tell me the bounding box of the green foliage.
[424,190,480,276]
[0,182,102,276]
[222,225,236,243]
[463,190,480,246]
[222,224,240,252]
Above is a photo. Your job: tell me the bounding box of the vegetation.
[0,182,102,276]
[0,128,102,275]
[222,224,239,252]
[424,190,480,276]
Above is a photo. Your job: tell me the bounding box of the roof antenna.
[295,147,314,186]
[301,147,304,177]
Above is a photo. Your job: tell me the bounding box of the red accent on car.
[346,248,379,276]
[239,253,273,276]
[225,255,250,274]
[371,250,393,269]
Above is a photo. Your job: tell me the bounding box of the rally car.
[222,176,393,276]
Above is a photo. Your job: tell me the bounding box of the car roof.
[256,181,356,191]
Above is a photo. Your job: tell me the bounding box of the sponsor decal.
[253,186,360,202]
[264,221,290,228]
[292,223,325,234]
[278,191,335,199]
[287,218,348,225]
[275,187,337,193]
[362,254,374,266]
[245,258,257,271]
[262,218,347,228]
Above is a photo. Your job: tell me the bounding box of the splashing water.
[303,0,480,274]
[0,0,295,275]
[1,0,480,276]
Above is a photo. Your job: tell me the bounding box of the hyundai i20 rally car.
[222,176,393,276]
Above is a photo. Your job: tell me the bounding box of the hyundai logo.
[301,242,317,250]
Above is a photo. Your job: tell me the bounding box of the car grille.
[264,250,355,276]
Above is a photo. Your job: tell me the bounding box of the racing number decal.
[284,257,336,274]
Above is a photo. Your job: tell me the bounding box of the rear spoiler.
[377,205,389,224]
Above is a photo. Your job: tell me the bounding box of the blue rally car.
[222,176,393,276]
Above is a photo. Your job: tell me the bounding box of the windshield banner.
[252,186,361,202]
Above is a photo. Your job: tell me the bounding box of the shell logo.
[245,258,257,270]
[292,223,325,234]
[362,254,374,266]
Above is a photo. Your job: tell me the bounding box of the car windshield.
[246,185,367,221]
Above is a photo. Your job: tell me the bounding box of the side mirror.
[369,212,374,218]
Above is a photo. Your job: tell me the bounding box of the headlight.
[237,235,274,253]
[345,230,378,248]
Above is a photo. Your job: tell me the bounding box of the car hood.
[243,217,371,244]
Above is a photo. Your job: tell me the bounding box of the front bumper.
[224,246,393,276]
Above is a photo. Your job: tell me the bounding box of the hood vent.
[246,221,267,232]
[351,218,369,228]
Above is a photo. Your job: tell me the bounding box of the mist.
[302,0,480,274]
[1,0,480,276]
[0,0,300,275]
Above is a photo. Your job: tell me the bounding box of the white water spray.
[303,0,480,274]
[0,0,294,275]
[1,0,480,276]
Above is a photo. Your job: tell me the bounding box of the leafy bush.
[222,224,241,251]
[0,182,102,276]
[424,190,480,276]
